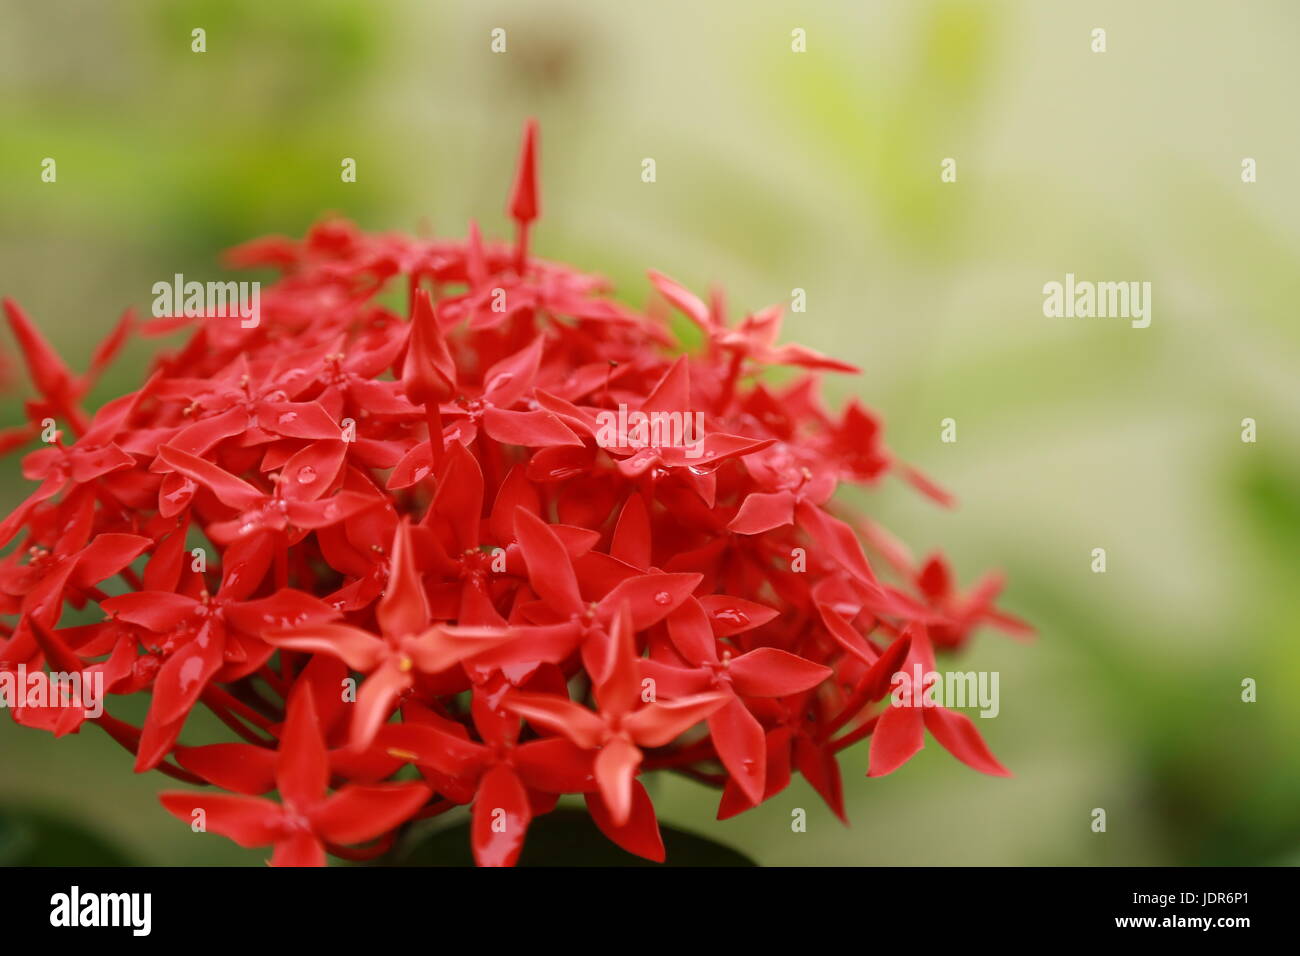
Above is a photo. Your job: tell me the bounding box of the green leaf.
[386,808,756,867]
[0,804,135,866]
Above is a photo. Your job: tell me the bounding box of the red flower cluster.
[0,122,1029,866]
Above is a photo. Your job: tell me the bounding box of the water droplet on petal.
[296,465,317,485]
[712,607,750,627]
[277,411,298,425]
[178,655,205,694]
[653,591,671,606]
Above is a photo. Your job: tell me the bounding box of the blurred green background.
[2,0,1298,865]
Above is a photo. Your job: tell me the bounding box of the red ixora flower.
[0,120,1031,866]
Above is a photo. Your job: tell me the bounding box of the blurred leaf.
[0,805,135,866]
[385,808,756,867]
[766,0,997,253]
[1236,452,1300,568]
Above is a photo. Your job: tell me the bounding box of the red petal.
[69,442,134,484]
[488,466,540,544]
[923,707,1011,777]
[698,594,780,637]
[718,726,794,820]
[277,440,347,502]
[142,521,189,592]
[83,307,134,387]
[593,601,640,718]
[867,699,924,777]
[470,764,532,867]
[708,697,766,806]
[610,494,652,570]
[150,620,225,726]
[665,598,718,667]
[431,441,483,551]
[512,507,582,615]
[256,402,342,441]
[379,721,490,779]
[312,782,432,845]
[640,658,712,698]
[504,692,606,749]
[727,491,796,534]
[0,477,63,549]
[276,686,329,809]
[167,406,249,457]
[860,634,913,701]
[586,779,664,862]
[482,407,581,447]
[376,520,430,640]
[350,658,412,749]
[640,356,692,415]
[175,743,278,795]
[624,692,729,748]
[158,791,280,848]
[459,622,583,676]
[224,588,337,636]
[262,624,385,672]
[70,533,151,589]
[480,337,542,409]
[728,647,831,698]
[795,735,846,823]
[647,271,710,332]
[284,490,380,529]
[597,571,701,631]
[765,341,860,373]
[101,591,197,632]
[405,624,522,674]
[816,604,875,665]
[899,463,955,507]
[271,832,326,867]
[594,736,642,827]
[514,737,597,793]
[3,298,78,411]
[158,444,263,510]
[796,500,877,584]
